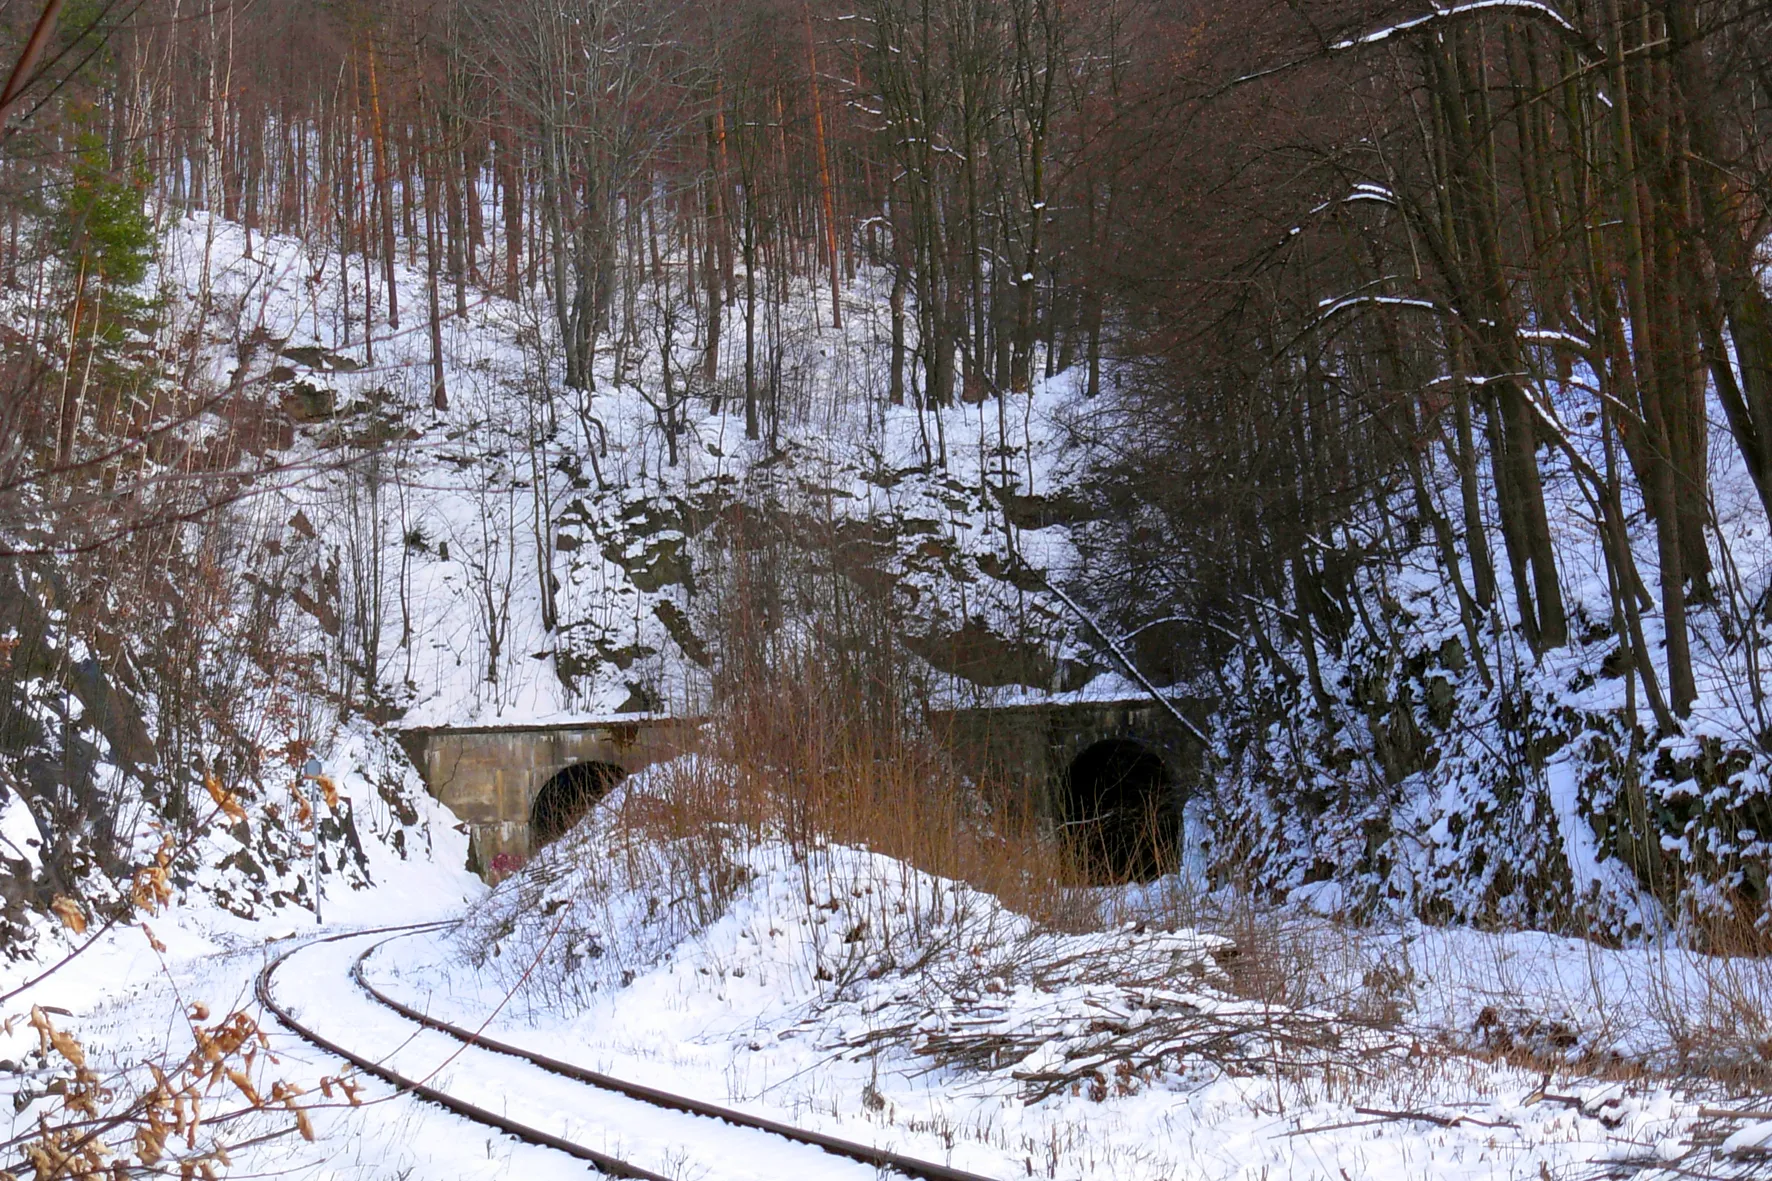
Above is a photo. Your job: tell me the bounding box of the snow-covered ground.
[0,880,1718,1178]
[13,757,1772,1180]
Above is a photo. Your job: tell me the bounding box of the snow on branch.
[1308,293,1444,332]
[1032,573,1212,747]
[1519,327,1594,351]
[1330,2,1599,61]
[1344,183,1397,206]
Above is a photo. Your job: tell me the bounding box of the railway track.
[257,926,1000,1181]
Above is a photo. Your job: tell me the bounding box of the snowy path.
[262,929,996,1181]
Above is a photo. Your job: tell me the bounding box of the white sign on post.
[302,758,324,925]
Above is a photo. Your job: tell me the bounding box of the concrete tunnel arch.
[1060,738,1179,882]
[530,760,627,847]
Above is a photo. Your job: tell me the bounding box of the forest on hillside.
[3,0,1772,946]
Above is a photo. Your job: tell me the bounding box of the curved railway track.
[257,926,999,1181]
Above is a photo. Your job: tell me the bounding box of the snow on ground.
[10,759,1772,1180]
[0,718,480,1006]
[0,726,486,1179]
[341,782,1720,1181]
[366,855,1694,1181]
[1184,899,1772,1081]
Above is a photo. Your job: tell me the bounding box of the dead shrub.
[2,990,318,1180]
[684,491,1094,933]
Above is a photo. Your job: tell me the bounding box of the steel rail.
[349,931,1001,1181]
[260,926,1003,1181]
[255,926,673,1180]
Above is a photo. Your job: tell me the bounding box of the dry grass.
[463,516,1099,1010]
[689,643,1089,929]
[637,502,1102,933]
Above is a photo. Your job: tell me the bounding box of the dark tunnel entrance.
[530,761,627,847]
[1060,739,1178,883]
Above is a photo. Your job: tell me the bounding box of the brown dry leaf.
[64,1070,100,1117]
[30,1007,87,1069]
[141,922,167,953]
[135,1124,165,1166]
[292,791,312,826]
[49,895,87,935]
[224,1067,261,1106]
[203,774,247,824]
[293,1108,315,1142]
[28,1006,51,1055]
[47,1027,85,1069]
[187,1002,210,1022]
[131,865,172,913]
[207,1016,251,1060]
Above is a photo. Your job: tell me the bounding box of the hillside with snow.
[8,0,1772,1172]
[8,199,1772,1178]
[130,202,1772,941]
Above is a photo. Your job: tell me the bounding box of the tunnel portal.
[404,704,1200,882]
[1061,738,1178,882]
[530,761,627,847]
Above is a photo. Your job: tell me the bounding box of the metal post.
[303,758,324,925]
